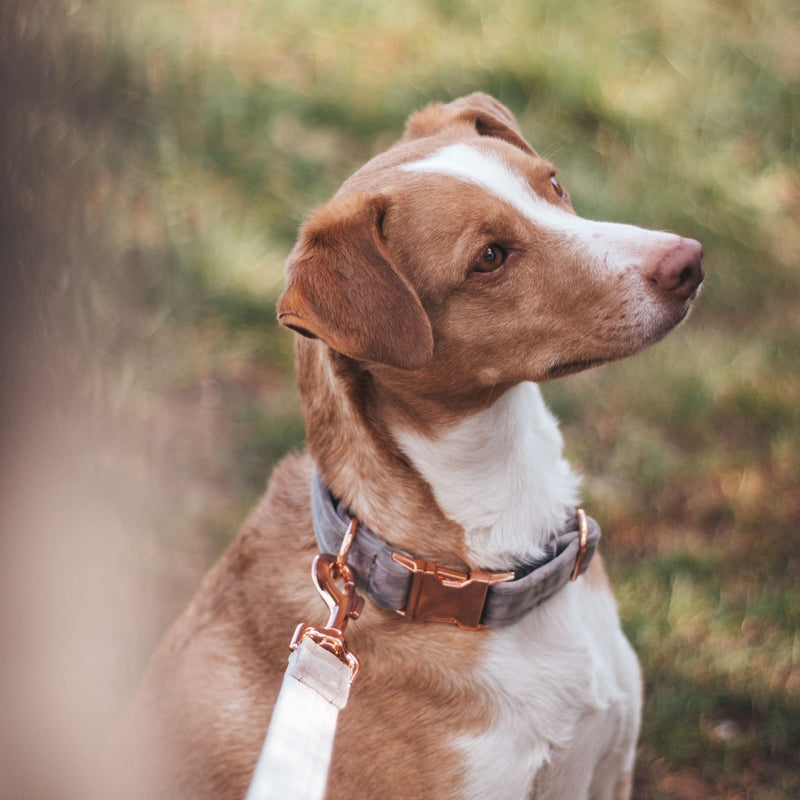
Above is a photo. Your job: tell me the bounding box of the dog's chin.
[544,358,608,380]
[544,303,696,380]
[646,299,697,344]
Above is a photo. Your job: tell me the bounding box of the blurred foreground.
[1,1,799,798]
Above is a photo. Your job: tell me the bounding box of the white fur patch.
[403,143,680,278]
[394,382,579,569]
[454,583,641,799]
[393,380,640,797]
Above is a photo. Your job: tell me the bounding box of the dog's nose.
[651,238,704,299]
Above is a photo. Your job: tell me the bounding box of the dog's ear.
[402,92,534,155]
[277,193,434,371]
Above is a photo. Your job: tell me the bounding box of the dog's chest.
[452,584,639,800]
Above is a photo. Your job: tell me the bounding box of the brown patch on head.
[338,132,695,429]
[402,92,534,155]
[280,93,696,429]
[277,193,433,371]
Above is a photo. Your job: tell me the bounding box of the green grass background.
[3,0,799,797]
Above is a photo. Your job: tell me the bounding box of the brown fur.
[121,93,702,799]
[121,454,486,800]
[278,194,433,370]
[402,92,533,155]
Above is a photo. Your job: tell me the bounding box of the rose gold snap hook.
[312,554,365,634]
[335,518,358,574]
[570,508,589,582]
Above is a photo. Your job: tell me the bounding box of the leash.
[245,521,363,800]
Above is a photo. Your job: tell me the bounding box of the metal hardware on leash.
[291,519,364,679]
[244,519,363,800]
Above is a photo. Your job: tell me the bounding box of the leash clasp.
[291,521,364,680]
[312,552,365,635]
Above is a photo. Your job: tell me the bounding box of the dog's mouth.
[545,358,607,379]
[545,299,698,381]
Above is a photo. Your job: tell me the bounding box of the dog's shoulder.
[245,450,317,547]
[119,452,320,799]
[158,451,318,653]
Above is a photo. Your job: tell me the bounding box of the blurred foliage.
[3,0,799,797]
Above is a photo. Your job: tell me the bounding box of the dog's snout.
[651,238,704,299]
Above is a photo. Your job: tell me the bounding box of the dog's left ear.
[402,92,534,155]
[277,193,434,371]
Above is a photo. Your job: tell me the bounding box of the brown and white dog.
[123,94,703,800]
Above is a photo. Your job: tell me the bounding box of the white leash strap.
[245,526,363,800]
[245,637,353,800]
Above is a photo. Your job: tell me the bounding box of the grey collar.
[311,470,601,630]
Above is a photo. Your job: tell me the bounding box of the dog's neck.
[393,382,581,570]
[298,341,580,570]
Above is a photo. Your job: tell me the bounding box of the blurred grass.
[3,0,799,797]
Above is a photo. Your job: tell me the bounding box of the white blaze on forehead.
[403,142,559,225]
[402,143,679,272]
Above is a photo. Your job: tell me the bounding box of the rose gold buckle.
[391,553,514,630]
[570,507,589,582]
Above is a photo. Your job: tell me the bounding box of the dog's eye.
[550,174,566,199]
[474,244,506,273]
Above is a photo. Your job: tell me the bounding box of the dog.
[121,93,703,800]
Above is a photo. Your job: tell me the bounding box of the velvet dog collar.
[310,470,600,630]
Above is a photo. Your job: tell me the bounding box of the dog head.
[278,93,703,394]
